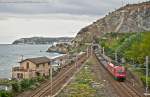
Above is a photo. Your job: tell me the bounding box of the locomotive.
[95,52,126,81]
[107,61,126,80]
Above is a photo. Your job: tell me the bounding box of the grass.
[57,56,100,97]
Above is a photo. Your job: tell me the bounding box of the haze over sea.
[0,44,60,78]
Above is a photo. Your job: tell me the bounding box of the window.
[36,64,39,68]
[26,62,29,69]
[43,64,45,67]
[117,70,123,74]
[17,73,23,79]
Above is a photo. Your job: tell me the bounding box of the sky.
[0,0,148,44]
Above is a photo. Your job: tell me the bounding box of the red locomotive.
[107,61,126,80]
[96,53,126,80]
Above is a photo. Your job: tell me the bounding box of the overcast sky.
[0,0,147,44]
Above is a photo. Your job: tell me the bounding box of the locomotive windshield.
[117,70,123,74]
[111,61,119,66]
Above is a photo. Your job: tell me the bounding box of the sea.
[0,44,61,78]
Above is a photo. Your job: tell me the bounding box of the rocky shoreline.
[47,43,71,54]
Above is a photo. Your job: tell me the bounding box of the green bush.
[29,78,37,85]
[20,79,30,91]
[29,85,37,90]
[12,82,21,92]
[36,76,45,82]
[0,90,12,97]
[11,76,46,95]
[141,76,150,87]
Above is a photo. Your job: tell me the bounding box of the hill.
[12,37,73,45]
[72,1,150,48]
[47,1,150,54]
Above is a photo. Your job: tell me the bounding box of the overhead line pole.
[50,65,53,97]
[115,50,118,63]
[144,56,150,96]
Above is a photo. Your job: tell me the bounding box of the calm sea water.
[0,44,60,78]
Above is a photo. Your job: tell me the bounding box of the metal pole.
[21,55,24,61]
[87,47,88,57]
[91,45,93,56]
[102,47,105,55]
[146,56,149,95]
[75,55,77,68]
[51,65,52,96]
[133,58,134,65]
[115,50,118,63]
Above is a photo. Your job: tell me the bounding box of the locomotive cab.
[114,66,126,81]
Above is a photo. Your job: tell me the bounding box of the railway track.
[29,56,87,97]
[94,53,145,97]
[120,82,142,97]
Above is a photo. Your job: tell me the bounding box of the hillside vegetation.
[99,32,150,87]
[100,32,150,65]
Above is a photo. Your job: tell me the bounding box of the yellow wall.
[20,60,36,70]
[13,60,50,79]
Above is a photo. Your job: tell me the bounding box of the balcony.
[12,67,27,72]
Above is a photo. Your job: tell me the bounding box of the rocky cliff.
[47,43,70,54]
[72,1,150,47]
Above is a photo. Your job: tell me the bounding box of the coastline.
[0,44,61,79]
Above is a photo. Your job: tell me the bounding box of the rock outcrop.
[72,1,150,47]
[47,43,70,54]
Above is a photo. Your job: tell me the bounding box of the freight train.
[95,52,126,81]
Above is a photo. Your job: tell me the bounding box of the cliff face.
[72,2,150,47]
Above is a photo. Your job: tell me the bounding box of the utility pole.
[87,47,89,57]
[121,0,123,6]
[21,55,24,61]
[115,50,118,63]
[102,47,105,55]
[145,56,149,95]
[50,65,53,96]
[75,55,78,68]
[91,44,93,56]
[121,0,124,6]
[144,56,150,96]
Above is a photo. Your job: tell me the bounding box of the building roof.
[20,57,51,65]
[51,54,68,60]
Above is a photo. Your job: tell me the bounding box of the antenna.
[21,55,24,61]
[121,0,124,6]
